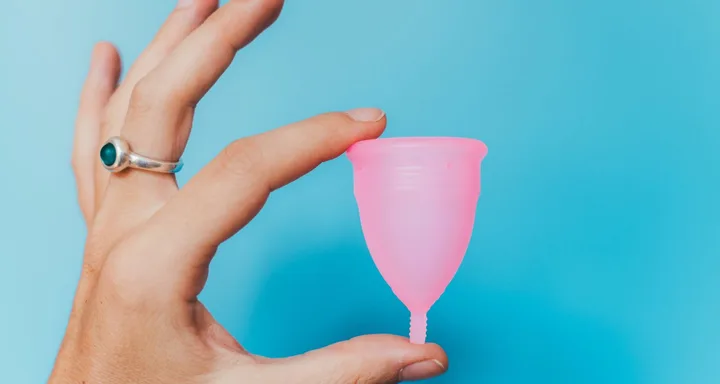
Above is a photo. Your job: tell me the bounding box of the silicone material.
[347,137,488,344]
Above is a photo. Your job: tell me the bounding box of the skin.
[49,0,448,383]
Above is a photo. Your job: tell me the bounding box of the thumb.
[275,335,448,383]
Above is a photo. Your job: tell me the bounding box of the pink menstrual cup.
[347,137,488,344]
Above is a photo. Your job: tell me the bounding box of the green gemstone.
[100,143,117,166]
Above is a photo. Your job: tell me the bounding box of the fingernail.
[399,359,446,382]
[345,108,385,122]
[177,0,194,8]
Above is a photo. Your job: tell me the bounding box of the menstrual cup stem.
[409,312,428,344]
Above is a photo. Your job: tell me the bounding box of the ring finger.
[107,0,284,209]
[94,0,220,207]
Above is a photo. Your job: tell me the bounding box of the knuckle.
[128,78,174,114]
[129,78,156,104]
[81,261,100,279]
[100,253,158,309]
[70,156,81,174]
[219,138,265,179]
[307,113,353,145]
[128,81,156,115]
[317,111,354,128]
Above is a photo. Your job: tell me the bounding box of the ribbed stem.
[409,312,428,344]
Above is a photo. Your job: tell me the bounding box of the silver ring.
[100,136,183,174]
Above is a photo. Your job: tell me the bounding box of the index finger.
[138,110,385,299]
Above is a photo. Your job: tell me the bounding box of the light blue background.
[1,0,719,383]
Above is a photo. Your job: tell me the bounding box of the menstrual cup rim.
[347,137,488,159]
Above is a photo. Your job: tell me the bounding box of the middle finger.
[119,0,285,164]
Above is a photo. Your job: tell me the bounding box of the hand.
[50,0,448,383]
